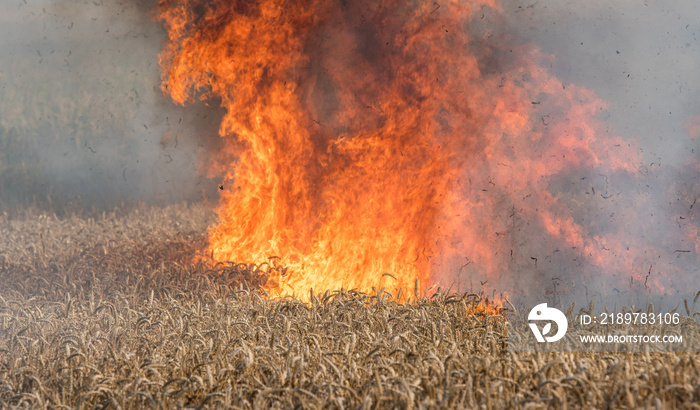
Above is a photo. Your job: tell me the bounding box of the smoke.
[493,1,700,306]
[0,0,223,211]
[2,1,696,305]
[151,0,699,303]
[503,1,700,159]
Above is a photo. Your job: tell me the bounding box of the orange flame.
[156,0,683,298]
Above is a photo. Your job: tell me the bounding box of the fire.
[156,0,686,299]
[687,113,700,140]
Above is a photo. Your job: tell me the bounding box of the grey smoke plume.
[0,0,222,210]
[494,1,700,307]
[420,1,699,307]
[503,0,700,159]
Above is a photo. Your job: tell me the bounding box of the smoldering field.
[0,204,699,408]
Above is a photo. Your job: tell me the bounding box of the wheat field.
[0,204,698,408]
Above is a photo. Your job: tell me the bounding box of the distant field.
[0,204,698,408]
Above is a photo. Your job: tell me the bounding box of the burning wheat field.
[0,204,698,408]
[1,0,700,408]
